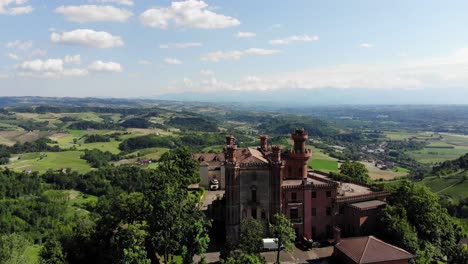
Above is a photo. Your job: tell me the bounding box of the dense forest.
[0,147,209,264]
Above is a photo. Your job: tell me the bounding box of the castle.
[195,129,389,242]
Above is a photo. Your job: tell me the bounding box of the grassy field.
[3,151,91,173]
[404,133,468,164]
[361,161,409,180]
[308,146,339,173]
[417,172,468,202]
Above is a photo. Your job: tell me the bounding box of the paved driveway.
[201,190,224,210]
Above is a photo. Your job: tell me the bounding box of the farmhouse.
[222,129,390,242]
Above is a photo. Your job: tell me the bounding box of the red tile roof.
[335,236,414,263]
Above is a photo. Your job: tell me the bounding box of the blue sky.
[1,0,468,102]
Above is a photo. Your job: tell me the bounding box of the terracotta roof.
[349,200,386,210]
[193,153,225,163]
[335,236,413,264]
[235,147,268,164]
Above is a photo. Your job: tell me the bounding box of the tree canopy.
[378,181,464,263]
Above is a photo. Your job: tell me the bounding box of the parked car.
[210,179,219,190]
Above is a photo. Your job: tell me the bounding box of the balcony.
[288,200,303,206]
[290,218,303,224]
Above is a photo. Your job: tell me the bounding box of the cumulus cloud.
[88,60,122,72]
[55,5,132,23]
[200,69,214,76]
[50,29,124,49]
[6,40,32,50]
[91,0,133,6]
[137,60,152,65]
[164,58,183,65]
[171,47,468,93]
[18,59,64,72]
[0,0,33,15]
[270,34,319,45]
[360,43,374,48]
[64,55,81,64]
[159,42,202,49]
[7,53,20,60]
[30,49,47,57]
[235,31,256,38]
[15,57,122,78]
[202,48,280,62]
[140,0,240,29]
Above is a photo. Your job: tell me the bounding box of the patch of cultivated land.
[417,172,468,202]
[0,130,53,145]
[3,151,91,173]
[406,134,468,163]
[308,146,339,173]
[360,161,409,180]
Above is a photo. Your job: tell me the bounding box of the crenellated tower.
[224,135,241,242]
[288,128,312,179]
[269,145,284,219]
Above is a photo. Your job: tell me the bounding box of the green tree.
[239,219,264,255]
[221,253,265,264]
[378,181,463,263]
[270,213,295,264]
[0,234,31,264]
[339,161,369,182]
[38,239,66,264]
[113,223,151,264]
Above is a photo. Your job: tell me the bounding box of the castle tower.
[269,145,284,219]
[289,128,312,179]
[259,135,268,152]
[225,140,241,242]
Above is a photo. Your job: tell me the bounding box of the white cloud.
[30,49,47,57]
[235,31,256,38]
[64,55,81,64]
[0,0,33,15]
[202,50,243,62]
[91,0,133,6]
[159,42,202,49]
[50,29,124,49]
[360,43,374,48]
[137,60,152,65]
[172,47,468,93]
[6,40,32,50]
[18,59,64,72]
[202,48,280,62]
[15,57,122,78]
[140,0,240,29]
[88,60,122,72]
[7,53,20,60]
[244,48,281,55]
[55,5,132,23]
[200,69,213,75]
[164,58,183,65]
[270,34,319,45]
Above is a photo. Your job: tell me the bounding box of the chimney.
[271,145,282,162]
[334,227,341,244]
[226,135,235,146]
[260,135,268,151]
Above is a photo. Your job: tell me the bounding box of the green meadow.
[3,151,91,173]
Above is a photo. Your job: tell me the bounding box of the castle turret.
[269,145,283,220]
[226,135,235,146]
[289,128,312,179]
[271,145,282,162]
[259,135,268,152]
